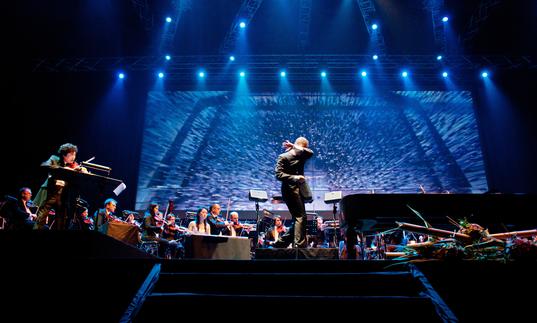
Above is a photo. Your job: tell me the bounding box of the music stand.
[249,190,268,251]
[324,191,343,253]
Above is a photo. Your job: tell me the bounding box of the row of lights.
[117,70,490,79]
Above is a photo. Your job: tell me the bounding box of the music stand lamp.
[324,191,342,249]
[249,190,268,250]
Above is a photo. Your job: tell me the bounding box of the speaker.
[184,234,251,260]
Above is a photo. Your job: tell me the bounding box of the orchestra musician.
[33,143,88,230]
[69,207,94,231]
[187,208,211,235]
[222,211,251,237]
[0,187,36,230]
[264,215,291,248]
[142,202,174,257]
[94,198,118,232]
[161,214,184,258]
[207,204,229,236]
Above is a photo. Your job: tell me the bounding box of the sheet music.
[113,182,127,196]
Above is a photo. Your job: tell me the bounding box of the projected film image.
[136,91,487,211]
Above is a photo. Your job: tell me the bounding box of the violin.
[65,161,88,173]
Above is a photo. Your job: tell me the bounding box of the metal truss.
[160,0,192,53]
[463,0,502,44]
[130,0,154,31]
[219,0,264,54]
[423,0,446,53]
[356,0,386,55]
[298,0,312,52]
[30,54,535,82]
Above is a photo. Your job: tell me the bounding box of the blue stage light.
[401,71,408,78]
[361,71,367,77]
[229,55,235,62]
[239,71,246,77]
[118,73,125,79]
[166,17,172,23]
[481,71,489,78]
[198,71,205,78]
[442,16,449,22]
[372,23,378,30]
[239,21,246,28]
[437,55,443,61]
[442,72,448,78]
[158,72,165,78]
[321,71,327,78]
[280,71,286,78]
[373,55,378,60]
[165,55,171,61]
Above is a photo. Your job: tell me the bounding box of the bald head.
[294,137,309,148]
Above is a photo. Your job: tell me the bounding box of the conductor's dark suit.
[275,146,313,248]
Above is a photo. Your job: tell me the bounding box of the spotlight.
[165,55,171,61]
[442,16,449,22]
[198,71,205,78]
[361,71,367,77]
[166,17,172,23]
[280,71,286,78]
[118,72,125,79]
[442,72,448,78]
[239,21,246,28]
[373,54,379,60]
[239,71,246,78]
[321,71,327,78]
[158,72,165,78]
[481,71,489,78]
[371,23,378,30]
[229,55,235,61]
[437,55,443,61]
[401,71,408,78]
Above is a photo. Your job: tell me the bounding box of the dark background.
[3,0,536,210]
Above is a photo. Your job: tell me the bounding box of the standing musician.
[33,143,88,230]
[222,211,251,237]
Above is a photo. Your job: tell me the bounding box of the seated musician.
[141,202,173,257]
[310,216,329,248]
[69,207,94,231]
[222,211,251,237]
[206,204,229,236]
[94,198,118,232]
[187,208,211,235]
[161,214,184,258]
[264,215,291,248]
[338,233,362,259]
[0,187,36,230]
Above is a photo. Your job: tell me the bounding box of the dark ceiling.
[12,0,537,59]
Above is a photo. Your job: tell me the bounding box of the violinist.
[207,204,229,236]
[161,214,184,258]
[94,198,118,232]
[222,212,251,237]
[69,207,94,231]
[264,215,291,248]
[34,143,86,230]
[141,202,171,257]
